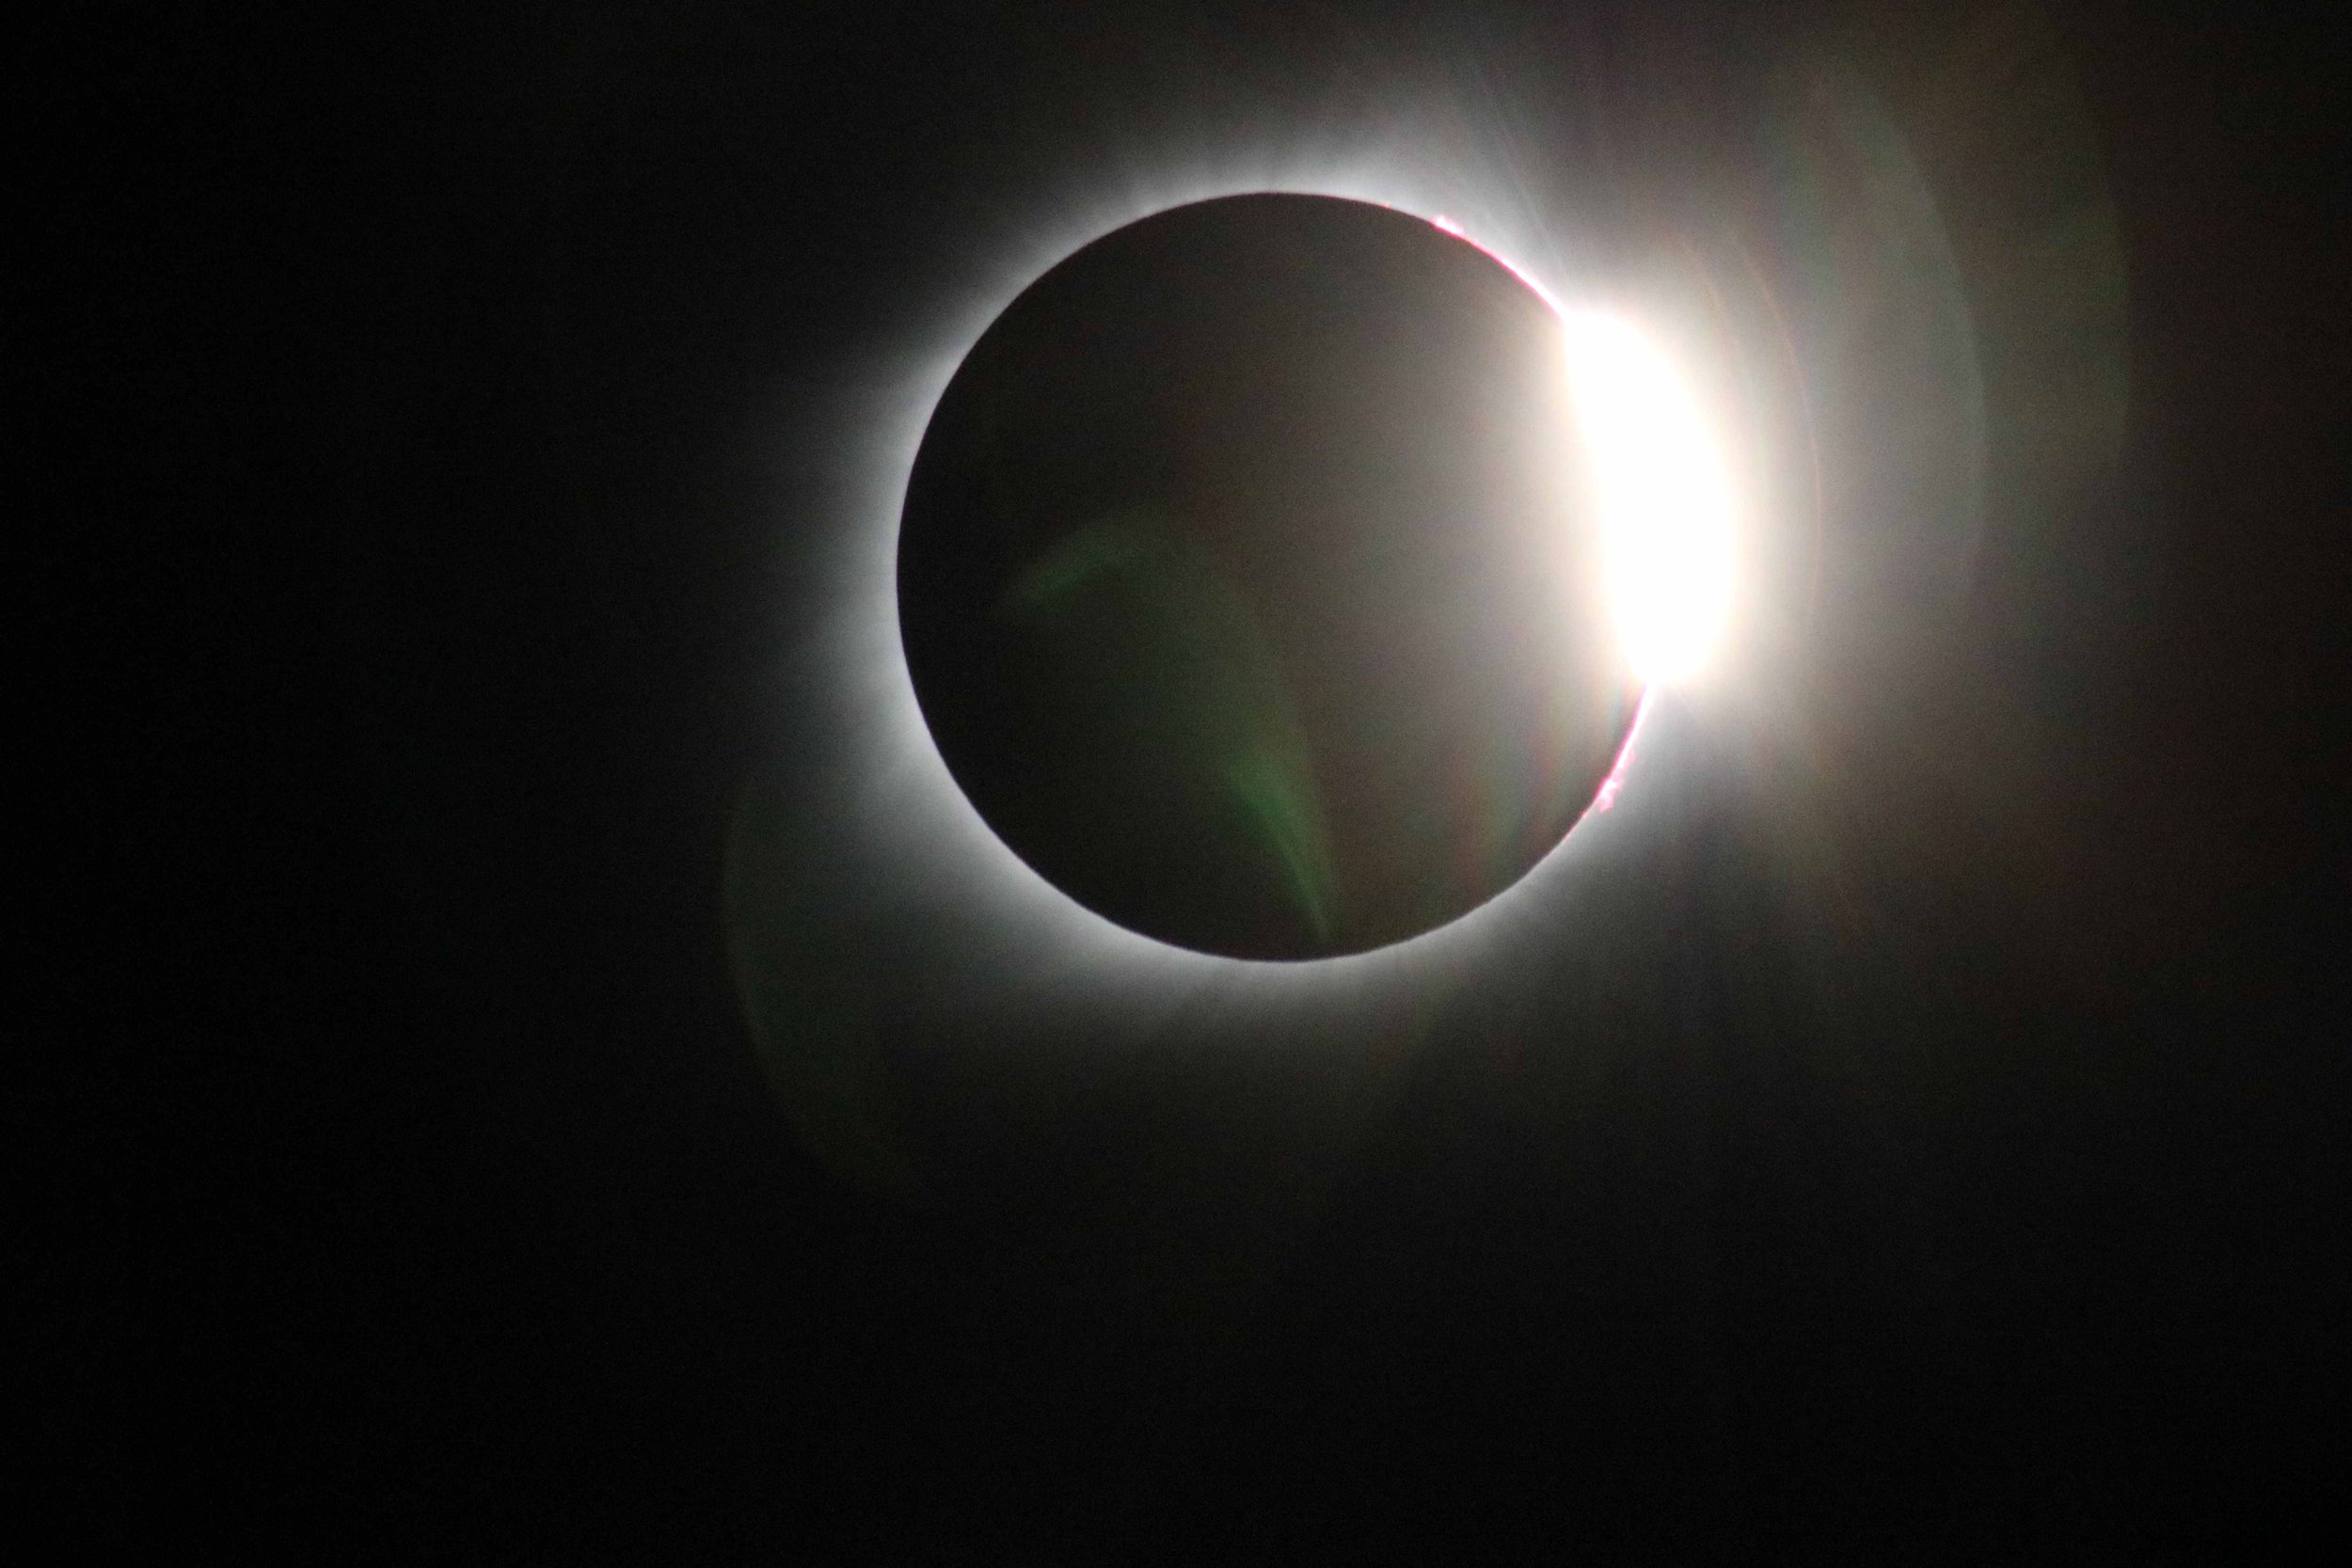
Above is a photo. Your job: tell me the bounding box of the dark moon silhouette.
[898,193,1638,959]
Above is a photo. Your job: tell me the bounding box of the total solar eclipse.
[898,193,1731,961]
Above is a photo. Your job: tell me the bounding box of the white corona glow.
[1559,309,1738,687]
[803,182,1691,983]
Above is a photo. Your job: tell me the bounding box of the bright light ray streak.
[799,165,1684,1002]
[1732,234,1828,626]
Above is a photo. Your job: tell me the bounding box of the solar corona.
[892,193,1736,962]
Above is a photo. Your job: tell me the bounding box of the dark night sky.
[49,0,2348,1553]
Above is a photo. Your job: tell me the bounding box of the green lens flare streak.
[1000,508,1340,941]
[1223,746,1335,942]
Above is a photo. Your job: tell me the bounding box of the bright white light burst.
[1559,309,1738,687]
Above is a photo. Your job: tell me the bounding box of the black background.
[49,0,2348,1553]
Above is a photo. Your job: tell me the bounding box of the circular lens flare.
[1559,309,1738,687]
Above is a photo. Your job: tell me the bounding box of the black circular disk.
[898,194,1638,959]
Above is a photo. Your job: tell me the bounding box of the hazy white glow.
[1559,309,1738,686]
